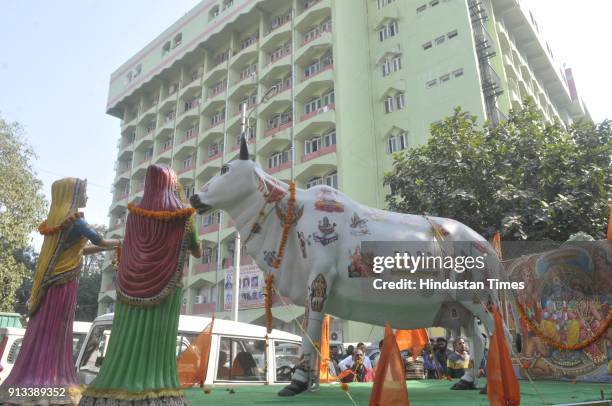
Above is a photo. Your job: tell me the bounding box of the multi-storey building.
[98,0,589,340]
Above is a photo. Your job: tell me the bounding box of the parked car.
[75,313,302,386]
[0,327,26,384]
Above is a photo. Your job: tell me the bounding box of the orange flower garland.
[272,181,296,269]
[127,203,195,220]
[515,299,612,351]
[264,274,275,334]
[38,212,84,235]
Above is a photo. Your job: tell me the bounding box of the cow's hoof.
[278,381,308,397]
[479,385,487,395]
[450,379,476,390]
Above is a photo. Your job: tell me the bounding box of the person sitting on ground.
[422,342,438,379]
[433,337,451,377]
[447,338,471,379]
[339,343,372,370]
[338,349,373,382]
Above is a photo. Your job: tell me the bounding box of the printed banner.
[223,264,265,310]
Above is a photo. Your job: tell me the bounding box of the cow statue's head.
[189,136,262,216]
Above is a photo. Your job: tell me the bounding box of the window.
[381,59,390,77]
[322,90,335,106]
[323,130,336,147]
[217,336,266,381]
[396,93,405,109]
[304,136,322,154]
[143,148,153,160]
[306,177,324,189]
[78,325,112,374]
[161,137,173,151]
[209,6,219,20]
[389,20,399,37]
[186,125,198,138]
[426,79,437,88]
[183,156,193,169]
[416,4,427,13]
[378,26,388,42]
[392,56,402,72]
[211,109,225,126]
[162,41,171,55]
[384,96,394,113]
[305,97,322,114]
[208,142,221,157]
[222,0,234,10]
[173,33,182,48]
[435,35,445,45]
[203,247,213,264]
[387,136,397,153]
[183,185,194,198]
[422,42,432,50]
[325,172,338,189]
[440,73,450,83]
[453,68,464,78]
[430,0,439,6]
[398,131,408,150]
[240,32,258,50]
[447,30,458,39]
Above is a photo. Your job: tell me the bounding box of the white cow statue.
[190,139,507,396]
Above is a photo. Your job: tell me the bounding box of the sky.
[1,0,610,250]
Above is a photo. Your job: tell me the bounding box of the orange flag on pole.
[369,324,409,406]
[395,329,428,357]
[178,318,214,387]
[487,307,520,406]
[319,314,335,383]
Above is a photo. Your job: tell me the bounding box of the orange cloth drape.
[178,319,214,387]
[487,307,520,406]
[491,231,502,259]
[369,324,409,406]
[319,315,335,383]
[395,329,428,357]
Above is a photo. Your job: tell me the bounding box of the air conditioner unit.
[330,319,343,343]
[195,295,204,304]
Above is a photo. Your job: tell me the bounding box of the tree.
[13,247,37,315]
[0,115,46,311]
[384,100,611,241]
[75,224,109,321]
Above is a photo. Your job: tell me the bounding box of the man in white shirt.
[338,347,372,371]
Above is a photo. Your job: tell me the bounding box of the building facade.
[98,0,589,340]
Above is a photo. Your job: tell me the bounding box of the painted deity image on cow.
[506,241,612,382]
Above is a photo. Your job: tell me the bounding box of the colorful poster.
[223,264,265,310]
[506,241,611,383]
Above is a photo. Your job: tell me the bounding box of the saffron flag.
[487,307,520,406]
[491,231,502,259]
[319,314,335,383]
[395,328,428,357]
[369,324,409,406]
[178,318,214,388]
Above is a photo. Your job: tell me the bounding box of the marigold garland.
[114,246,122,270]
[264,274,274,334]
[515,299,612,351]
[38,212,84,235]
[272,182,296,269]
[127,203,195,220]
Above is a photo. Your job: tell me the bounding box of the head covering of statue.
[29,178,87,315]
[117,164,192,305]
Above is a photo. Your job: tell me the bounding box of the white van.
[75,313,302,386]
[0,327,26,384]
[72,321,92,363]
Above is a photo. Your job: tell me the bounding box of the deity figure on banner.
[0,178,122,405]
[80,165,202,406]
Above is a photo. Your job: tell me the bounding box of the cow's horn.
[239,135,249,160]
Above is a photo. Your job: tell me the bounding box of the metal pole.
[232,102,248,322]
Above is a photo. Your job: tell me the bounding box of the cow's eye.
[221,165,230,175]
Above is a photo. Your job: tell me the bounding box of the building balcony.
[260,52,292,82]
[262,19,292,48]
[204,120,225,134]
[300,103,334,123]
[109,194,129,215]
[196,157,222,181]
[295,30,332,62]
[204,58,229,84]
[231,40,259,68]
[298,0,330,21]
[175,135,197,157]
[138,104,157,126]
[203,151,223,164]
[200,223,220,236]
[263,121,292,138]
[194,262,218,274]
[180,74,202,96]
[192,302,216,314]
[222,255,254,269]
[176,164,195,178]
[301,144,335,164]
[121,115,137,132]
[229,76,257,99]
[267,160,292,174]
[294,108,334,141]
[115,167,131,181]
[230,136,255,152]
[158,91,178,113]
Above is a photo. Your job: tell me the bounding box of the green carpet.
[185,380,611,405]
